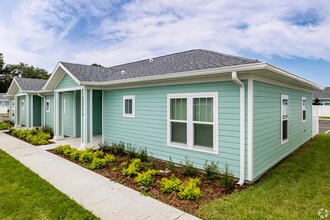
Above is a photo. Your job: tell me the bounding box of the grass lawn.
[0,149,99,220]
[319,116,330,119]
[196,134,330,219]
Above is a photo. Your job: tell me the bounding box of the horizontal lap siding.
[103,81,241,177]
[33,96,41,126]
[63,92,73,137]
[253,81,312,179]
[56,74,78,89]
[45,95,54,130]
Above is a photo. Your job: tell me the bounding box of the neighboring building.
[313,87,330,105]
[0,93,10,114]
[6,77,47,128]
[5,49,323,183]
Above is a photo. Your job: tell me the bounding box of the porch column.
[80,88,92,148]
[54,92,64,140]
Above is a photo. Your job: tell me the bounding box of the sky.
[0,0,329,87]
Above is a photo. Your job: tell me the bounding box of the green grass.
[319,116,330,119]
[196,134,330,219]
[0,149,99,220]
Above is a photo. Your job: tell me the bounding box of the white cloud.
[0,0,330,72]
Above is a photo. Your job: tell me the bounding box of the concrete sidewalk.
[0,133,200,220]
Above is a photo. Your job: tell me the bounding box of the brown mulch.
[48,149,246,215]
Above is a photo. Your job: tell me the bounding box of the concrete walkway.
[0,133,200,220]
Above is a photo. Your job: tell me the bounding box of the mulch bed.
[48,149,246,214]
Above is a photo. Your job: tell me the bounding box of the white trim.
[73,91,76,138]
[46,100,50,112]
[302,97,306,122]
[90,89,93,146]
[281,94,289,145]
[84,88,88,146]
[247,78,254,181]
[55,86,84,93]
[102,90,104,143]
[167,92,218,154]
[123,95,135,117]
[63,97,66,114]
[31,95,34,127]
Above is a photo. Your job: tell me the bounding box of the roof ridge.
[195,49,259,63]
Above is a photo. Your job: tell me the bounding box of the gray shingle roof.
[15,77,48,91]
[0,93,7,100]
[313,87,330,98]
[61,49,260,82]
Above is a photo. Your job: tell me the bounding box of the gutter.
[37,92,46,127]
[231,71,245,186]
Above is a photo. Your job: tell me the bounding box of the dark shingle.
[15,77,47,91]
[61,49,259,82]
[0,93,7,99]
[313,87,330,98]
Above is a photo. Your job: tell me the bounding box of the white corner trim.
[247,78,254,181]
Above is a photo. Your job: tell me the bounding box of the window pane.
[282,99,288,119]
[194,123,213,148]
[171,122,187,144]
[303,110,306,120]
[125,99,132,114]
[170,98,187,120]
[193,98,213,122]
[282,120,288,141]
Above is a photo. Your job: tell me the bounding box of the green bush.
[93,150,104,158]
[79,150,95,163]
[70,148,82,160]
[203,161,220,180]
[220,163,235,190]
[137,147,148,162]
[159,174,182,193]
[104,154,116,163]
[3,119,14,126]
[122,158,141,177]
[40,126,54,138]
[126,144,138,158]
[0,122,12,130]
[167,157,176,172]
[88,157,107,170]
[178,178,201,200]
[134,169,159,186]
[98,141,111,150]
[54,145,71,154]
[182,158,197,176]
[112,142,125,156]
[11,128,50,145]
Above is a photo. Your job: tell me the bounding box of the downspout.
[37,92,46,127]
[231,71,245,186]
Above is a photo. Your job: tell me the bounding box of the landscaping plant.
[122,158,141,177]
[178,178,201,200]
[203,161,220,180]
[159,174,182,193]
[134,169,159,187]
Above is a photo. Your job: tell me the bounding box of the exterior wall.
[56,73,78,90]
[93,90,102,135]
[18,96,26,126]
[0,100,10,107]
[45,94,55,130]
[253,80,312,179]
[103,81,241,177]
[33,96,42,126]
[76,90,81,137]
[63,92,74,136]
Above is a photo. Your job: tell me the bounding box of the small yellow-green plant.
[122,158,141,177]
[178,178,201,200]
[54,145,71,154]
[11,128,50,145]
[134,169,159,186]
[159,174,182,193]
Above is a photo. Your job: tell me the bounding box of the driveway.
[319,119,330,133]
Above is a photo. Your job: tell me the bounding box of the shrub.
[88,157,107,170]
[159,174,182,193]
[203,161,220,180]
[98,141,111,150]
[70,148,82,160]
[3,119,14,126]
[182,157,197,176]
[137,147,148,162]
[122,158,141,177]
[126,144,138,158]
[104,154,116,163]
[93,150,104,158]
[134,169,159,187]
[220,163,235,190]
[40,126,54,138]
[112,142,125,156]
[167,157,176,172]
[0,122,11,130]
[79,150,95,163]
[11,128,50,145]
[54,145,71,154]
[178,178,201,200]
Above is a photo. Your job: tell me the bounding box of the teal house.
[6,49,323,183]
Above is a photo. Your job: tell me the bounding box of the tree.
[91,63,102,67]
[313,98,322,105]
[0,53,49,93]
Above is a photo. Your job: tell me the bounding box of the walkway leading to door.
[0,133,199,220]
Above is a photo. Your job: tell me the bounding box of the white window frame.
[21,100,24,110]
[123,95,135,118]
[46,100,50,112]
[63,98,66,114]
[281,94,289,145]
[302,97,306,122]
[167,92,218,154]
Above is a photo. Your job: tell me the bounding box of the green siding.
[93,90,102,135]
[33,96,41,126]
[45,95,54,130]
[87,89,91,143]
[103,81,241,177]
[76,90,81,137]
[56,73,79,89]
[253,80,312,179]
[63,92,74,137]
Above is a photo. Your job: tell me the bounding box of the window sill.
[168,142,218,154]
[123,114,135,118]
[281,139,288,145]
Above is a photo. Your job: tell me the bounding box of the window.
[302,97,306,122]
[167,92,218,153]
[123,95,135,117]
[63,98,66,114]
[21,100,24,110]
[281,95,288,144]
[46,100,50,112]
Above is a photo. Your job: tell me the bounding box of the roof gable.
[55,73,79,90]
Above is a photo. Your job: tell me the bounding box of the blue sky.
[0,0,329,87]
